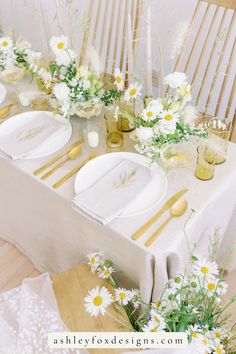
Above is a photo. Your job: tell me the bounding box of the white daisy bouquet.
[131,72,207,161]
[0,36,42,82]
[36,35,106,119]
[84,251,236,353]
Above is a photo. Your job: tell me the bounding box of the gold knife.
[33,139,83,176]
[131,188,188,240]
[53,151,98,189]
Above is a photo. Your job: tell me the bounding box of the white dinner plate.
[0,83,6,105]
[74,152,168,218]
[0,111,72,160]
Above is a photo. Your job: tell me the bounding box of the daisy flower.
[217,280,228,295]
[142,320,160,332]
[0,37,13,51]
[205,278,218,297]
[150,311,166,330]
[49,35,68,53]
[160,109,179,123]
[114,68,124,91]
[213,344,225,354]
[115,288,131,305]
[141,107,158,122]
[129,289,140,308]
[192,334,210,354]
[97,266,114,279]
[193,259,219,278]
[84,286,113,317]
[124,82,142,101]
[87,251,103,272]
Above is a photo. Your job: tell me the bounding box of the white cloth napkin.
[73,159,152,225]
[0,112,66,160]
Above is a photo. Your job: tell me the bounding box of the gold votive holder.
[104,108,124,152]
[195,145,215,181]
[205,117,232,164]
[32,95,49,111]
[117,97,137,132]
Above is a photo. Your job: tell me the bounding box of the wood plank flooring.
[0,239,236,333]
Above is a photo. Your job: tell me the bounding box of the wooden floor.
[0,238,236,323]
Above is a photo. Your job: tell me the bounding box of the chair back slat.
[79,0,143,76]
[195,8,228,106]
[174,0,236,122]
[202,0,236,10]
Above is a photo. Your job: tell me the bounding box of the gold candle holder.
[104,108,124,152]
[117,97,136,133]
[195,145,215,181]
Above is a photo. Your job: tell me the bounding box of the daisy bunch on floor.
[131,71,207,161]
[0,36,42,82]
[84,251,236,353]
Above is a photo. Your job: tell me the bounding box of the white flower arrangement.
[0,36,42,82]
[84,250,236,353]
[132,71,207,161]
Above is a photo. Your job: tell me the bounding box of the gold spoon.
[41,144,83,180]
[0,104,14,120]
[145,199,188,247]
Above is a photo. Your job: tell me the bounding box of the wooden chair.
[79,0,143,78]
[173,0,236,139]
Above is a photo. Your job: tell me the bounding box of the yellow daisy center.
[57,42,64,49]
[93,295,103,306]
[116,76,122,83]
[215,331,221,338]
[103,270,110,276]
[153,316,160,324]
[164,114,173,121]
[2,41,9,47]
[90,257,95,265]
[192,332,198,338]
[129,88,137,96]
[150,328,157,332]
[207,283,216,291]
[147,111,153,118]
[119,292,126,299]
[202,338,208,345]
[155,301,161,309]
[216,347,222,354]
[201,266,209,274]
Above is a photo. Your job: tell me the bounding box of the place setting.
[0,1,236,353]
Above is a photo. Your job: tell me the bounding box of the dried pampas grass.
[86,46,102,74]
[170,21,190,60]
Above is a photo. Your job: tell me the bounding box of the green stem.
[106,310,134,331]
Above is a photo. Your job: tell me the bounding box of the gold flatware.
[131,188,188,241]
[33,139,83,176]
[41,145,83,180]
[0,104,14,120]
[145,199,188,247]
[53,151,98,189]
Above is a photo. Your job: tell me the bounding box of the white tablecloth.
[0,122,236,302]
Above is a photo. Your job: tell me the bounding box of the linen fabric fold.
[0,112,67,160]
[73,159,152,225]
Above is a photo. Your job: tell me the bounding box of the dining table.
[0,86,236,302]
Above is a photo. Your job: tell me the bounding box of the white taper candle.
[145,7,153,96]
